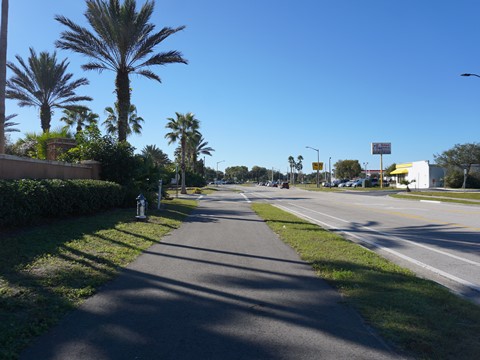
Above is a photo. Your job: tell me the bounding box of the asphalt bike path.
[21,189,400,359]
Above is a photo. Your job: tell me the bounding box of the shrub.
[0,179,123,229]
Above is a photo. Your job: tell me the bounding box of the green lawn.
[0,198,196,360]
[252,203,480,360]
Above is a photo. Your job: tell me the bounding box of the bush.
[445,170,464,188]
[0,179,123,229]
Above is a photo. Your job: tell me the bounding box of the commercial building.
[390,160,445,189]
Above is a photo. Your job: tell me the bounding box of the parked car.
[352,179,363,188]
[281,182,289,189]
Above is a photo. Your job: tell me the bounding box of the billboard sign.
[371,142,391,155]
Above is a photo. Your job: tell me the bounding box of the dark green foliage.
[60,126,137,186]
[185,171,207,188]
[0,179,123,228]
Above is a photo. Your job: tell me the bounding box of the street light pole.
[306,146,320,188]
[461,73,480,78]
[329,157,332,187]
[363,162,368,178]
[216,160,225,186]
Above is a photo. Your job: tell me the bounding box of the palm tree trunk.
[40,104,51,133]
[0,0,9,154]
[116,70,130,142]
[180,136,187,194]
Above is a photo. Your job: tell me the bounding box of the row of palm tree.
[0,0,187,152]
[288,155,304,184]
[165,112,215,194]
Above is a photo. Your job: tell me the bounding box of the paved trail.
[21,189,399,359]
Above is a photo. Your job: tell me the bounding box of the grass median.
[0,198,196,360]
[252,202,480,359]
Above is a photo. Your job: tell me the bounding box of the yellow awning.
[390,168,409,175]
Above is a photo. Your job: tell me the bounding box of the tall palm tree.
[103,102,143,138]
[296,155,304,183]
[6,48,92,133]
[0,0,9,153]
[165,112,199,194]
[187,133,214,174]
[55,0,188,142]
[288,155,296,184]
[60,108,99,134]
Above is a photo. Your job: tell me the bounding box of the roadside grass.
[252,203,480,359]
[0,198,196,360]
[392,191,480,206]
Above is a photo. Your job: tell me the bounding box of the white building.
[390,160,445,189]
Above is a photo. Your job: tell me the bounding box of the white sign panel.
[371,142,391,155]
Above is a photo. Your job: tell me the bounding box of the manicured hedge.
[0,179,124,228]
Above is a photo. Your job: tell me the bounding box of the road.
[22,189,398,360]
[238,185,480,304]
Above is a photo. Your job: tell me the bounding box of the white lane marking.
[286,202,480,267]
[241,193,251,203]
[274,203,480,293]
[420,200,441,204]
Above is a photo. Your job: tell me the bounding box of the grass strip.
[0,198,196,360]
[391,194,480,205]
[252,203,480,359]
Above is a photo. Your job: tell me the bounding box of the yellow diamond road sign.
[312,162,323,170]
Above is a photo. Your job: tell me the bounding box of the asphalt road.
[21,189,398,360]
[241,185,480,304]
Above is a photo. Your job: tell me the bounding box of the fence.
[0,154,101,180]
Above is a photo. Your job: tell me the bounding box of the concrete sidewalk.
[21,190,400,359]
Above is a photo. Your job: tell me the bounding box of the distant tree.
[6,48,91,133]
[434,143,480,189]
[385,163,396,177]
[288,156,296,184]
[61,108,98,134]
[165,112,200,194]
[296,155,304,183]
[250,165,268,182]
[55,0,187,142]
[335,160,362,179]
[225,166,248,182]
[103,103,144,138]
[186,133,214,173]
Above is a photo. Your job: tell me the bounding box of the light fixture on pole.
[461,73,480,78]
[306,146,320,188]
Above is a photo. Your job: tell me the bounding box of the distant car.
[352,179,363,188]
[281,182,289,189]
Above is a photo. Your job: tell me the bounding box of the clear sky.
[5,1,480,175]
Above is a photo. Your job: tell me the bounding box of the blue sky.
[5,1,480,175]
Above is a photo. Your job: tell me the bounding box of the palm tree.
[165,112,199,194]
[141,144,170,167]
[4,113,19,133]
[60,108,98,134]
[6,48,92,133]
[55,0,188,142]
[296,155,304,183]
[187,133,214,174]
[0,0,9,153]
[288,156,296,184]
[103,102,144,138]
